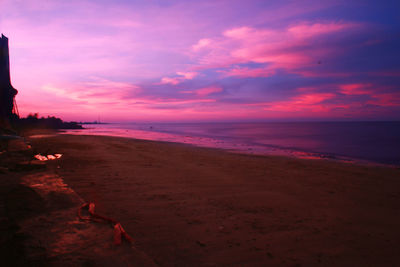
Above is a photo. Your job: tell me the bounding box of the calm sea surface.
[65,122,400,166]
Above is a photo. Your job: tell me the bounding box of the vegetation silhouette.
[16,113,82,130]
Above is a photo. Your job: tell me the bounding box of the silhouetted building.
[0,34,18,128]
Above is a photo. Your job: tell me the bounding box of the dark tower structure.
[0,34,18,128]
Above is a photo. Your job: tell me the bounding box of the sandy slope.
[26,134,400,266]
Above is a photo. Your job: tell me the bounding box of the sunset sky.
[1,0,399,122]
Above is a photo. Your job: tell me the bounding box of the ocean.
[65,121,400,166]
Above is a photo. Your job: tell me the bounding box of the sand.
[2,133,400,266]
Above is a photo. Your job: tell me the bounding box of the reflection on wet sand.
[65,128,357,164]
[28,134,58,139]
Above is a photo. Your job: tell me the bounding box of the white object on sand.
[34,154,48,161]
[34,153,63,161]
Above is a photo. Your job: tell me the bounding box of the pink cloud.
[176,71,198,79]
[224,27,258,39]
[192,38,212,51]
[233,49,309,67]
[181,86,223,97]
[340,83,372,95]
[192,21,359,77]
[264,93,336,112]
[160,77,181,85]
[223,26,278,41]
[295,93,336,105]
[220,66,275,78]
[37,78,140,108]
[287,22,355,39]
[338,83,400,107]
[195,86,222,97]
[138,98,216,105]
[368,93,400,107]
[159,71,198,85]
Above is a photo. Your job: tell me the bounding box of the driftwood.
[0,34,18,128]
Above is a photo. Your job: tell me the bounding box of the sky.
[1,0,400,122]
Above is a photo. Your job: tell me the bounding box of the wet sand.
[5,133,400,266]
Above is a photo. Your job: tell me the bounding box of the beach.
[2,133,400,266]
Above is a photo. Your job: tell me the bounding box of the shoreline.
[58,130,400,169]
[67,121,400,168]
[7,132,397,266]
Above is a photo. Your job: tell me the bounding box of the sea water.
[65,121,400,166]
